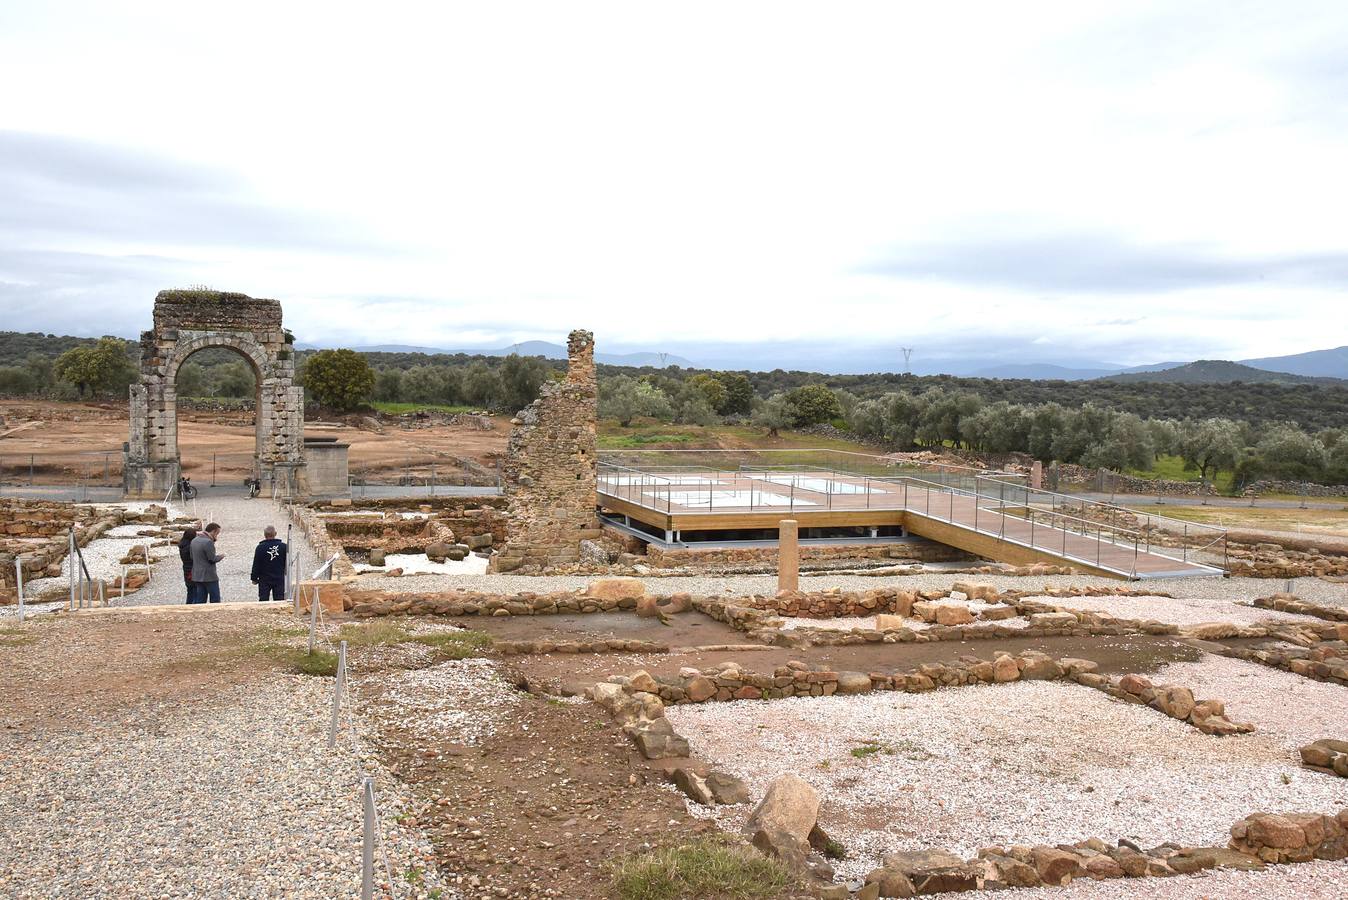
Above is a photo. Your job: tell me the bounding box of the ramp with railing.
[596,450,1225,580]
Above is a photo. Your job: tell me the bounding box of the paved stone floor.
[117,496,318,606]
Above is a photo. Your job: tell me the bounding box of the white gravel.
[0,675,452,899]
[666,682,1348,881]
[1152,655,1348,750]
[355,552,490,576]
[360,657,519,748]
[1037,594,1330,628]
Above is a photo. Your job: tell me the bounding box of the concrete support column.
[778,519,799,593]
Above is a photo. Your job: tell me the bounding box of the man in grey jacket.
[189,523,227,604]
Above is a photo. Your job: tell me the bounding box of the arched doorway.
[124,289,305,497]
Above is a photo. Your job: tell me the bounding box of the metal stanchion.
[328,641,347,748]
[68,530,75,612]
[361,776,376,900]
[121,565,127,601]
[15,557,25,624]
[307,584,321,654]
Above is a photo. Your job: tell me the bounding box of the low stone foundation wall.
[1255,592,1348,623]
[0,500,167,599]
[1246,479,1348,499]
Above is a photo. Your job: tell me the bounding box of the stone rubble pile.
[1300,739,1348,778]
[854,806,1348,897]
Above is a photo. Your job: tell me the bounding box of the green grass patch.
[1124,454,1234,493]
[609,838,796,900]
[335,621,493,659]
[0,625,37,648]
[289,649,339,676]
[598,431,699,448]
[407,629,493,659]
[371,401,477,415]
[850,743,885,759]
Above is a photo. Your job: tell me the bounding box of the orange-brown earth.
[0,400,509,484]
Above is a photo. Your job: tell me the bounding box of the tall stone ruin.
[491,330,600,571]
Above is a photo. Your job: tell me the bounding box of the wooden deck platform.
[597,469,1223,580]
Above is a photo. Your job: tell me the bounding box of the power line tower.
[658,352,669,368]
[900,347,914,374]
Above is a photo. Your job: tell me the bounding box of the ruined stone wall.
[491,330,600,571]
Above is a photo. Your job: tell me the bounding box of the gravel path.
[0,611,450,899]
[117,497,317,606]
[666,682,1348,882]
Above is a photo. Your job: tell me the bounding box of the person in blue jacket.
[250,525,288,602]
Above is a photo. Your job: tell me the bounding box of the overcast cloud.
[1,1,1346,373]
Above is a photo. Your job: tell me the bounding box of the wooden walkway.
[598,469,1224,580]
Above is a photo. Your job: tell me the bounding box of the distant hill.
[1241,345,1348,380]
[1103,360,1346,386]
[972,363,1119,381]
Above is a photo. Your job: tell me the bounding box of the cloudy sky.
[2,1,1346,373]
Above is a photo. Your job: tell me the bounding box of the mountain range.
[283,337,1348,383]
[297,340,694,369]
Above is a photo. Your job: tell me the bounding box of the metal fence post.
[361,776,376,900]
[15,557,24,624]
[328,640,347,748]
[308,585,320,654]
[68,530,75,612]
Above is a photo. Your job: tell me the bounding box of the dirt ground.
[0,606,798,900]
[0,400,509,484]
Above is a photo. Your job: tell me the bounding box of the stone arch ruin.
[123,290,305,497]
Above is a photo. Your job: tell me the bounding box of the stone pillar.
[491,329,599,572]
[778,519,799,593]
[1030,460,1043,490]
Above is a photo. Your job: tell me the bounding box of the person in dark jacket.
[179,526,198,603]
[190,523,226,604]
[250,525,288,602]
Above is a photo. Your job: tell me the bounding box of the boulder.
[425,541,451,562]
[669,767,714,805]
[1029,612,1077,629]
[1117,673,1152,696]
[465,532,494,550]
[367,548,386,567]
[952,581,999,601]
[979,605,1018,621]
[935,604,975,626]
[836,671,873,695]
[746,775,819,846]
[684,676,717,703]
[446,547,467,561]
[1183,622,1243,640]
[1030,847,1082,885]
[1018,654,1062,681]
[586,577,646,601]
[992,655,1021,682]
[875,614,908,631]
[1152,685,1196,720]
[705,770,750,805]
